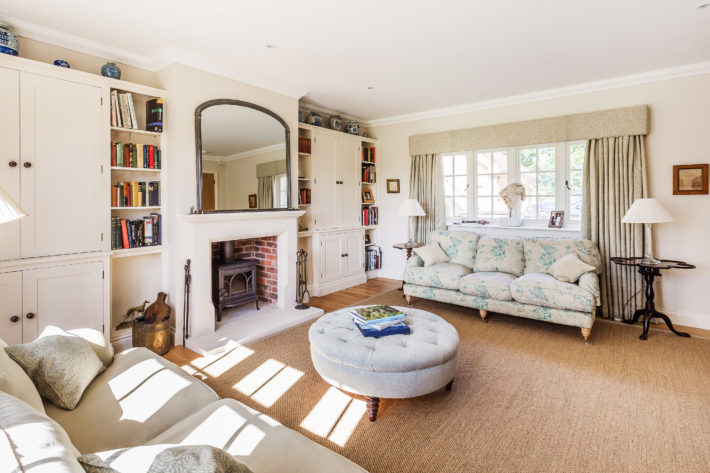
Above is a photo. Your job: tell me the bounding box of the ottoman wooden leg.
[445,378,454,391]
[366,396,380,422]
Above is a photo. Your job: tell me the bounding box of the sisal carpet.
[192,290,710,473]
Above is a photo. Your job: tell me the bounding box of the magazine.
[348,305,405,325]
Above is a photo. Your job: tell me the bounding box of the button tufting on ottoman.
[309,306,459,421]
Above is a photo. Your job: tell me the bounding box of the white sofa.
[403,230,603,341]
[0,336,368,472]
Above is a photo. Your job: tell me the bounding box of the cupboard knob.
[8,161,17,167]
[25,312,35,319]
[23,162,32,168]
[10,315,19,323]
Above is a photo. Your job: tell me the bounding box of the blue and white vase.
[309,111,322,127]
[101,62,121,79]
[0,23,19,56]
[53,59,70,68]
[328,115,343,131]
[346,120,360,135]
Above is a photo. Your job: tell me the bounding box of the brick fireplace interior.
[211,236,278,306]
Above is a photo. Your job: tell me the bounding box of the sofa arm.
[578,272,601,306]
[405,254,424,268]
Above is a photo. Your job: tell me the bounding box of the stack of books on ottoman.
[348,305,411,338]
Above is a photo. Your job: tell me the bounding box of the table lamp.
[0,186,26,224]
[398,199,426,244]
[621,198,673,264]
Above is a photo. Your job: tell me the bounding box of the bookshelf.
[360,137,381,276]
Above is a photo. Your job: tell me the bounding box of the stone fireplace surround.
[179,210,304,345]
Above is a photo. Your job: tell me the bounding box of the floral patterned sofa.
[403,230,602,341]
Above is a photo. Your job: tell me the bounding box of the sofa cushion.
[79,444,252,473]
[5,332,105,410]
[459,272,516,301]
[0,391,84,472]
[413,241,450,266]
[546,253,596,283]
[523,238,603,275]
[148,399,368,473]
[473,237,525,276]
[0,338,45,413]
[45,347,219,454]
[404,262,472,289]
[429,230,480,269]
[510,273,595,312]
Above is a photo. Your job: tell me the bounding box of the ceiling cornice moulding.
[367,61,710,127]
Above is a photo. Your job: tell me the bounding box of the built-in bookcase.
[360,137,381,276]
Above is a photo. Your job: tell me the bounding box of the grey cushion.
[5,334,105,410]
[79,444,252,473]
[0,391,84,472]
[459,272,516,301]
[45,347,219,454]
[148,399,368,473]
[0,338,45,413]
[309,307,459,398]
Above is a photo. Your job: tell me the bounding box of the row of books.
[111,142,162,169]
[347,305,410,338]
[362,164,376,183]
[362,206,378,226]
[298,137,312,154]
[299,188,311,205]
[112,181,160,208]
[362,147,376,162]
[111,214,162,250]
[110,90,138,130]
[365,246,382,271]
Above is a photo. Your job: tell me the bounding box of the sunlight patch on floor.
[300,387,352,437]
[251,366,304,408]
[233,359,285,396]
[327,398,366,447]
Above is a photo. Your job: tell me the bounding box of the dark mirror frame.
[193,99,292,213]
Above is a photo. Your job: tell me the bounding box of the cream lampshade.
[621,198,673,264]
[0,186,26,225]
[399,199,426,244]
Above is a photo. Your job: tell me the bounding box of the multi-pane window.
[444,141,585,227]
[476,150,508,219]
[443,153,469,218]
[519,146,556,220]
[273,174,288,207]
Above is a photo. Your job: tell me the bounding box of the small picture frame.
[548,210,564,228]
[365,234,371,244]
[362,189,375,204]
[386,179,400,193]
[248,194,257,208]
[673,164,708,195]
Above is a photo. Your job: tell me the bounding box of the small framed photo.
[673,164,708,195]
[362,189,375,204]
[364,234,371,244]
[248,194,257,208]
[548,210,564,228]
[386,179,400,193]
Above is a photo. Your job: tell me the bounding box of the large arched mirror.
[195,100,291,212]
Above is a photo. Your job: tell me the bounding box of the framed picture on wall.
[248,194,257,208]
[548,210,564,228]
[386,179,400,193]
[673,164,708,195]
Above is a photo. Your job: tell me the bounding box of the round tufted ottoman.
[308,306,459,421]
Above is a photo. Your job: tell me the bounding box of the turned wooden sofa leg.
[405,295,412,306]
[581,327,591,342]
[480,309,487,323]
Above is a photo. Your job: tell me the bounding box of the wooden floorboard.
[163,277,401,364]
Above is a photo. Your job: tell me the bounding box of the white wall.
[371,72,710,329]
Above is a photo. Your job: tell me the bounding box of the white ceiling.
[201,105,285,156]
[2,0,709,121]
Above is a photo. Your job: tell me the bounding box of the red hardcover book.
[120,219,129,248]
[149,146,155,168]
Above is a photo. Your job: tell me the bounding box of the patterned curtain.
[409,154,446,244]
[257,176,274,209]
[581,136,648,320]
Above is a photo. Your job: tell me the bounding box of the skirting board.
[658,307,710,331]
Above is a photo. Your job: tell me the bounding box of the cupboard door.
[0,272,22,345]
[311,132,338,229]
[22,262,104,342]
[20,72,104,258]
[344,231,364,276]
[320,233,344,284]
[338,139,361,227]
[0,67,20,260]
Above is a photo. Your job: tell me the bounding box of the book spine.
[120,219,129,248]
[127,93,138,130]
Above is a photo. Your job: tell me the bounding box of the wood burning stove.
[213,242,259,321]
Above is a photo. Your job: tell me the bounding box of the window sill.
[447,222,581,236]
